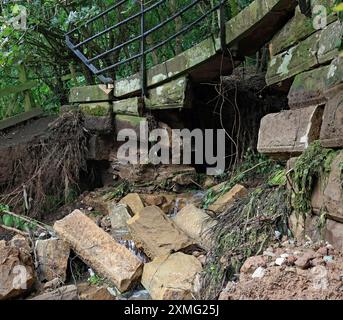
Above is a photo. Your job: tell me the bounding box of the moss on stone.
[80,102,111,117]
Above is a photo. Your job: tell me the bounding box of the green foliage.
[0,0,254,119]
[0,211,38,232]
[105,181,132,201]
[291,141,337,215]
[0,203,10,213]
[268,169,287,187]
[87,273,105,286]
[202,149,284,208]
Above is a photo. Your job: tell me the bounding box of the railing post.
[219,0,226,53]
[18,63,33,112]
[140,0,147,98]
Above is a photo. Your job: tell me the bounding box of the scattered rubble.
[220,241,343,300]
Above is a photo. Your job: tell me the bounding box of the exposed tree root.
[0,111,88,219]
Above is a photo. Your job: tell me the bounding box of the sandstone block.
[127,206,194,259]
[141,253,202,300]
[208,184,248,213]
[69,85,113,103]
[325,219,343,252]
[36,238,70,282]
[119,193,144,216]
[30,285,78,300]
[323,151,343,222]
[288,65,330,109]
[174,204,216,249]
[53,210,143,292]
[320,92,343,148]
[257,105,324,157]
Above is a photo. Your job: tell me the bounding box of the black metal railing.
[66,0,227,97]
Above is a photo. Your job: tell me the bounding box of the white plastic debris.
[252,267,266,279]
[275,257,286,266]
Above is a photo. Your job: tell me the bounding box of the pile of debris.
[0,178,249,300]
[219,239,343,300]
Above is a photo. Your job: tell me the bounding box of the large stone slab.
[266,20,342,86]
[69,85,113,103]
[36,239,70,282]
[127,206,194,259]
[225,0,297,56]
[145,76,192,110]
[323,151,343,223]
[288,57,343,109]
[173,204,216,249]
[320,92,343,148]
[257,105,324,157]
[141,252,202,300]
[270,1,337,56]
[53,210,143,292]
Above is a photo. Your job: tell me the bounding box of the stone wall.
[258,1,343,250]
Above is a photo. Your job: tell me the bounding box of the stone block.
[86,134,114,161]
[145,76,192,110]
[113,97,143,116]
[325,219,343,252]
[0,242,35,300]
[267,21,342,86]
[288,65,330,109]
[53,210,143,292]
[270,2,337,56]
[119,193,144,216]
[320,92,343,148]
[323,151,343,223]
[141,252,202,300]
[127,206,194,259]
[69,85,113,103]
[36,239,70,282]
[80,102,113,133]
[30,285,78,300]
[208,184,248,213]
[173,204,216,249]
[257,105,324,157]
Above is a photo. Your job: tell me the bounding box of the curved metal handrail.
[66,0,226,96]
